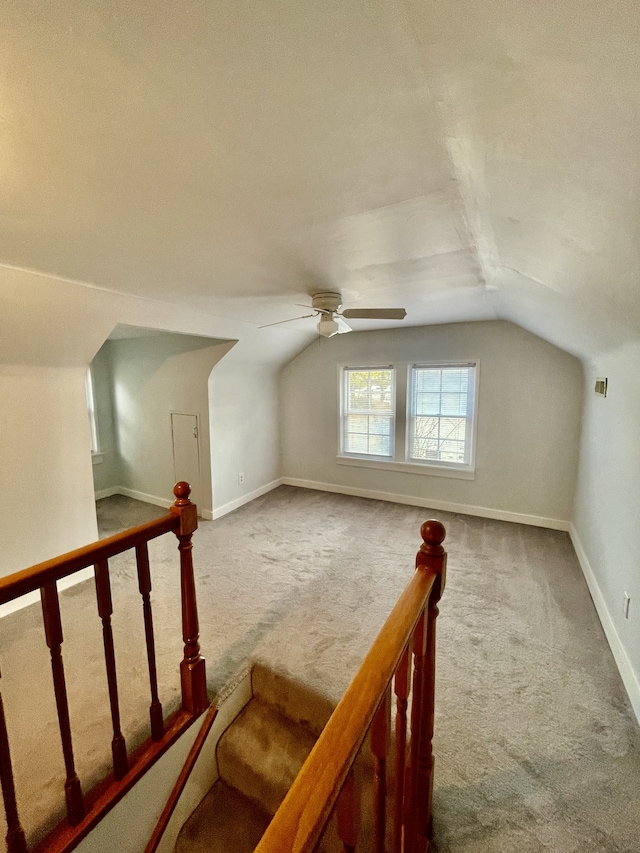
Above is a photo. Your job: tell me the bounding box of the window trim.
[406,362,478,470]
[339,365,396,461]
[337,360,479,480]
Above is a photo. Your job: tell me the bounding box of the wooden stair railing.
[0,482,209,853]
[254,519,447,853]
[144,700,219,853]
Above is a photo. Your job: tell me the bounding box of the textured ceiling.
[2,0,639,357]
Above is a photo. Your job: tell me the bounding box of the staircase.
[175,666,334,853]
[164,519,447,853]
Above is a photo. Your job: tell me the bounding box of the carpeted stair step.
[216,696,318,816]
[175,779,270,853]
[251,662,334,737]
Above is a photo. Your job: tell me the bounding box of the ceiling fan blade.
[258,313,316,328]
[336,316,352,334]
[341,308,407,320]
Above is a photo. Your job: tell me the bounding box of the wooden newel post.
[414,520,446,850]
[171,482,208,716]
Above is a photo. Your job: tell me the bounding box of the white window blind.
[342,368,394,457]
[408,364,475,466]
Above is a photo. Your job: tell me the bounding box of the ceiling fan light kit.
[317,316,340,337]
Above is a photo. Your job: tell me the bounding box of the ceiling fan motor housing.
[312,291,343,313]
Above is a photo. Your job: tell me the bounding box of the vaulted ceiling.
[2,1,639,358]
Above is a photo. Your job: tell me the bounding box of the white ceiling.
[2,0,639,357]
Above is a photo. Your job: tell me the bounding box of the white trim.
[116,487,173,509]
[94,486,213,520]
[95,485,120,500]
[281,478,569,531]
[338,360,479,476]
[569,524,640,725]
[91,452,104,465]
[336,455,475,480]
[211,479,284,520]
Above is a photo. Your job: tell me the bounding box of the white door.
[171,413,202,512]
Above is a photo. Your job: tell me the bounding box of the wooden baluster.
[170,482,208,716]
[0,668,27,853]
[393,645,410,853]
[372,686,390,853]
[406,610,426,853]
[414,520,447,851]
[335,767,358,853]
[135,542,164,741]
[94,558,128,779]
[40,582,84,825]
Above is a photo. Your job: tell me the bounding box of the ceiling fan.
[260,291,407,337]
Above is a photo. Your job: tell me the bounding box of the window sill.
[336,455,475,480]
[91,452,104,465]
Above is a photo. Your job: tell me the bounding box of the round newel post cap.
[420,519,446,552]
[173,481,192,506]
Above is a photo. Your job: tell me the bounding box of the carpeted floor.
[1,486,638,851]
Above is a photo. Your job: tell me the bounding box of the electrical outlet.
[238,472,245,485]
[623,592,631,619]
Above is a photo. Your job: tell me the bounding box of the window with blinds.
[342,367,395,457]
[408,364,475,466]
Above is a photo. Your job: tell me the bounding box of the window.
[408,365,475,467]
[342,368,395,457]
[339,362,477,478]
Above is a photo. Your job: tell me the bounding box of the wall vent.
[594,377,608,397]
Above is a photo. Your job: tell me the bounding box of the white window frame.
[340,365,396,460]
[337,361,479,480]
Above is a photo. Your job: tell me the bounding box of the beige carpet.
[0,486,638,851]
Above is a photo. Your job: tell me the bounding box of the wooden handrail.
[0,482,209,853]
[254,519,446,853]
[0,514,178,605]
[144,701,219,853]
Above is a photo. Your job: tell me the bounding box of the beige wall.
[0,364,98,576]
[281,320,584,525]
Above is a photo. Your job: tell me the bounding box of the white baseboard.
[95,486,120,500]
[116,487,173,509]
[95,486,213,520]
[281,478,569,531]
[569,524,640,725]
[211,479,284,520]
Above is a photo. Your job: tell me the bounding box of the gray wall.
[209,355,282,514]
[90,342,121,494]
[0,265,305,578]
[281,320,584,524]
[106,334,230,517]
[572,342,640,717]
